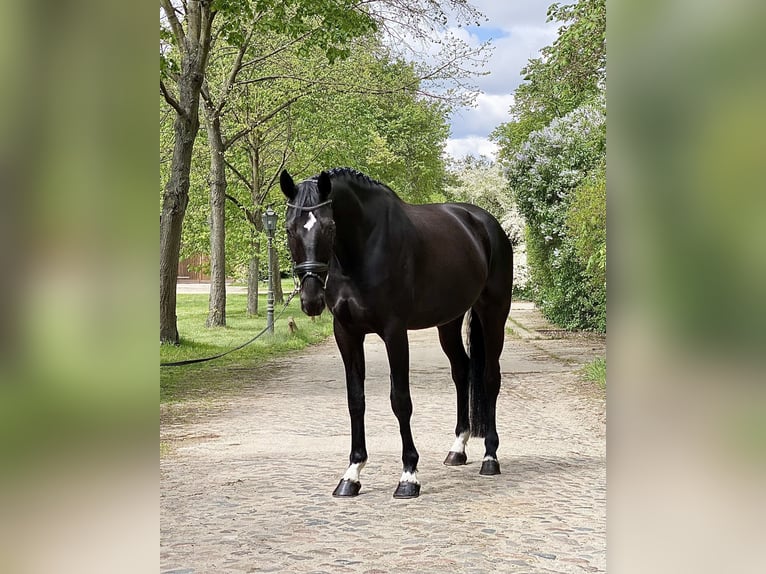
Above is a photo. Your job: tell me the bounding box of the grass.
[582,357,606,388]
[160,281,334,403]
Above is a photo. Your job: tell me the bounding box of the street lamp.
[261,206,278,334]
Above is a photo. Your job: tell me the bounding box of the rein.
[160,287,300,367]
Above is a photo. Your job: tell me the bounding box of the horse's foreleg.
[333,320,367,497]
[384,328,420,499]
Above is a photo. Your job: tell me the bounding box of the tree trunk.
[248,230,260,316]
[159,0,214,344]
[160,111,198,344]
[205,107,227,327]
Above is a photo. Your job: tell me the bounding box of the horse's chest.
[329,294,367,324]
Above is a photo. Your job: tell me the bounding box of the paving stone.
[161,309,605,573]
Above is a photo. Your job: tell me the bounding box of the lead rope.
[160,285,301,367]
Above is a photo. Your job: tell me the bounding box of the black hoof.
[332,479,361,497]
[393,481,421,499]
[479,459,501,475]
[443,451,468,466]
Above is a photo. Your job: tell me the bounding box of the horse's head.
[280,169,336,316]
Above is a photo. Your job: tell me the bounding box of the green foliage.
[491,114,549,164]
[507,99,606,331]
[166,25,453,284]
[289,52,451,203]
[519,0,605,114]
[492,0,605,160]
[161,0,478,338]
[566,160,606,289]
[507,100,605,238]
[492,0,606,331]
[525,225,605,331]
[211,0,377,63]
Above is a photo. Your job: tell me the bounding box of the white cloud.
[444,136,499,161]
[474,25,558,94]
[469,0,555,30]
[450,93,514,138]
[444,2,563,154]
[374,1,567,163]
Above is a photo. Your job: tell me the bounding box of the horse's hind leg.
[474,300,510,476]
[438,316,471,466]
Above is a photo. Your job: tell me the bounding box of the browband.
[286,200,333,211]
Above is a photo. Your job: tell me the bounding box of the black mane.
[310,167,380,185]
[306,167,400,201]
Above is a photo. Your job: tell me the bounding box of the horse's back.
[405,202,511,274]
[398,202,512,328]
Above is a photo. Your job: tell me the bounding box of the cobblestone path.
[161,304,606,573]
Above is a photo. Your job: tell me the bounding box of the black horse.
[280,167,513,498]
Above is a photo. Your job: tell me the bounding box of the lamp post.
[261,206,278,334]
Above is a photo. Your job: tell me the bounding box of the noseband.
[293,261,330,287]
[287,199,333,288]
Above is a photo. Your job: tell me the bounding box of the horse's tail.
[468,309,489,438]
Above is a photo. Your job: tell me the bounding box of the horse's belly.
[407,283,482,329]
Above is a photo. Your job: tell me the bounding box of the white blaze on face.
[399,470,419,484]
[449,431,470,454]
[303,211,317,231]
[342,461,366,483]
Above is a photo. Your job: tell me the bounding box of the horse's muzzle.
[295,260,328,316]
[300,289,326,316]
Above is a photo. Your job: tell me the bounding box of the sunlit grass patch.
[160,285,333,403]
[582,357,606,388]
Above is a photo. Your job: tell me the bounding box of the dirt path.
[161,303,606,573]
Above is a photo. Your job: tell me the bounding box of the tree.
[291,51,453,203]
[205,20,479,313]
[491,0,606,161]
[490,0,606,330]
[160,0,217,344]
[161,0,376,339]
[161,0,491,342]
[505,98,605,330]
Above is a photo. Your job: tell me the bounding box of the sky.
[441,0,561,161]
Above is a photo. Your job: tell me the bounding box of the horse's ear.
[317,171,332,201]
[280,169,297,200]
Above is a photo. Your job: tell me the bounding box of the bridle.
[286,199,333,288]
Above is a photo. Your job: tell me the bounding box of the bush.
[526,226,605,331]
[505,97,606,331]
[567,159,606,291]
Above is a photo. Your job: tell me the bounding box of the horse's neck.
[332,185,389,272]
